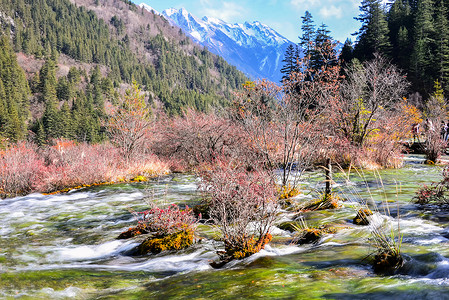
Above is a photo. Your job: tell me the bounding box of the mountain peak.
[139,3,160,15]
[148,4,295,82]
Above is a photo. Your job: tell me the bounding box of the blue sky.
[138,0,391,43]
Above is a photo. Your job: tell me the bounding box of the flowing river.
[1,155,449,299]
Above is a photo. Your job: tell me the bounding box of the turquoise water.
[1,156,449,299]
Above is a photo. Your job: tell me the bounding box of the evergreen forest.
[0,0,247,143]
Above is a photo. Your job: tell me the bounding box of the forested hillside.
[0,0,247,143]
[344,0,449,96]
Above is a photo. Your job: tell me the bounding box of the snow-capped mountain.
[139,4,294,82]
[139,3,160,15]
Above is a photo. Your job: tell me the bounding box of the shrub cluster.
[0,140,169,197]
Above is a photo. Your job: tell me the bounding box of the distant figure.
[441,121,447,139]
[424,118,434,132]
[444,121,449,142]
[412,123,420,143]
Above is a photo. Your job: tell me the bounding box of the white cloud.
[290,0,321,10]
[319,5,343,19]
[201,1,243,22]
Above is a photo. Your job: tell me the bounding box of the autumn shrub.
[130,203,198,255]
[0,142,47,197]
[200,159,279,262]
[414,166,449,206]
[422,127,447,164]
[132,203,197,236]
[0,139,169,197]
[153,109,257,171]
[40,140,120,191]
[106,83,154,163]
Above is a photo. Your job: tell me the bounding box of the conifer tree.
[0,36,30,141]
[339,39,354,69]
[434,0,449,92]
[412,0,435,92]
[280,44,298,82]
[354,0,392,60]
[311,23,336,71]
[299,11,316,59]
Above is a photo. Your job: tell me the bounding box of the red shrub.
[40,140,121,191]
[199,159,279,259]
[132,203,197,236]
[153,109,257,171]
[0,142,47,197]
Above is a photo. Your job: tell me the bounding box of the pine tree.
[299,11,316,59]
[339,39,354,69]
[280,44,298,82]
[354,0,392,60]
[311,23,336,71]
[388,0,413,68]
[0,36,30,141]
[434,0,449,92]
[412,0,435,93]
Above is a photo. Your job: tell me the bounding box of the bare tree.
[330,54,409,146]
[233,46,339,189]
[153,109,256,169]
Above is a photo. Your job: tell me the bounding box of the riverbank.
[0,141,169,199]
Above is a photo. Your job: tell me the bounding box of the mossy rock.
[296,228,323,244]
[137,229,194,255]
[131,175,148,182]
[278,221,298,232]
[373,251,404,274]
[295,226,338,245]
[225,233,273,260]
[353,208,373,225]
[211,234,272,268]
[278,186,300,200]
[424,160,435,165]
[301,193,342,211]
[117,224,149,239]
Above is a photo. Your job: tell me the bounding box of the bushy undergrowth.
[0,140,169,197]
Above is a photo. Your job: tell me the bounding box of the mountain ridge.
[140,4,295,82]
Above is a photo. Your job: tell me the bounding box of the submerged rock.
[373,251,404,274]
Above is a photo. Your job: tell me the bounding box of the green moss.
[224,234,273,260]
[138,230,194,255]
[131,175,148,182]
